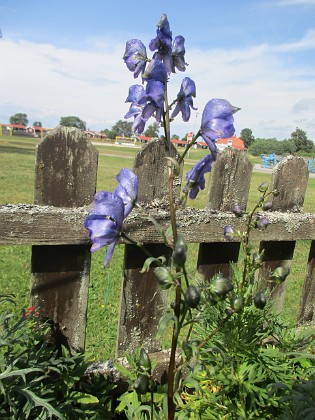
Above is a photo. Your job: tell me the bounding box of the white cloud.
[275,0,315,5]
[0,31,315,141]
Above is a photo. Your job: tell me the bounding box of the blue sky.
[1,0,315,140]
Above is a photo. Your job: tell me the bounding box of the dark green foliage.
[248,137,297,156]
[144,122,160,138]
[111,119,133,138]
[180,300,315,419]
[290,127,314,152]
[240,127,255,148]
[0,294,114,419]
[10,113,29,126]
[59,115,86,130]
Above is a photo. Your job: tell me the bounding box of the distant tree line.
[240,127,315,156]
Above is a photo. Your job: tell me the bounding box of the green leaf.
[17,388,65,419]
[157,311,178,338]
[140,257,159,273]
[68,391,99,404]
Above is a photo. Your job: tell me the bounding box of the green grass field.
[0,135,314,360]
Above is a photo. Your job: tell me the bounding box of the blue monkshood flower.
[138,80,165,124]
[224,225,234,242]
[84,191,125,267]
[114,168,138,217]
[123,39,147,78]
[124,85,148,133]
[184,154,214,199]
[124,103,147,134]
[171,35,187,73]
[255,216,270,230]
[149,14,173,73]
[142,59,168,84]
[125,84,145,104]
[201,99,240,157]
[171,77,197,122]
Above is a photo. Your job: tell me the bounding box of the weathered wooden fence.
[0,126,315,357]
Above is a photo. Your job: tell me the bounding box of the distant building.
[198,135,246,151]
[85,129,106,139]
[135,135,187,147]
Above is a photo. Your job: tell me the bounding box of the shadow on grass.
[0,145,35,156]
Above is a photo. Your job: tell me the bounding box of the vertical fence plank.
[197,149,253,279]
[117,139,182,356]
[259,156,309,309]
[31,126,98,351]
[298,241,315,324]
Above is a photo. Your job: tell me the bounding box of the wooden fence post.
[197,148,253,279]
[298,241,315,324]
[117,139,182,356]
[31,126,98,351]
[259,156,309,310]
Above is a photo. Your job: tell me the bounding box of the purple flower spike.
[184,154,214,199]
[171,77,197,122]
[84,191,125,267]
[201,99,240,155]
[172,35,187,73]
[149,14,173,73]
[123,39,147,78]
[114,168,139,217]
[224,225,234,242]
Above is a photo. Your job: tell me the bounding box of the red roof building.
[198,135,246,151]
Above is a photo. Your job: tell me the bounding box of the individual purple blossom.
[138,80,165,124]
[114,168,138,217]
[142,59,168,84]
[125,84,145,103]
[124,85,147,133]
[149,14,173,73]
[201,99,240,156]
[224,225,234,241]
[255,216,270,230]
[124,103,147,133]
[171,77,197,122]
[84,191,125,267]
[232,204,244,217]
[171,35,187,73]
[184,154,214,199]
[123,39,147,78]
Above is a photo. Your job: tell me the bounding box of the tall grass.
[0,135,314,359]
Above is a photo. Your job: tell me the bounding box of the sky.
[0,0,315,140]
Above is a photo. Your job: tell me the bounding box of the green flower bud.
[153,267,173,290]
[254,291,267,309]
[209,274,233,302]
[271,266,290,284]
[134,374,149,395]
[233,296,245,312]
[184,285,201,308]
[172,235,187,268]
[170,299,186,314]
[138,348,151,372]
[258,182,269,193]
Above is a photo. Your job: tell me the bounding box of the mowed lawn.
[0,135,314,360]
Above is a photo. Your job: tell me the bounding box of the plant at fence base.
[0,294,115,418]
[84,13,315,420]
